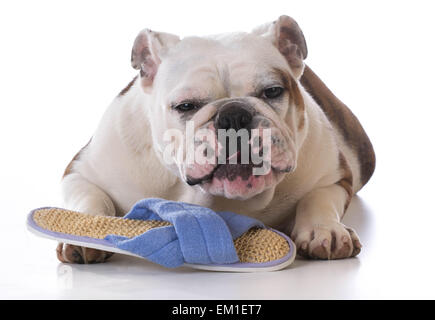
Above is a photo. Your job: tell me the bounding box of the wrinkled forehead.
[156,33,290,101]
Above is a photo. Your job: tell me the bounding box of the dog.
[57,15,375,264]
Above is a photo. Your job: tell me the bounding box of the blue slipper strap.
[103,198,264,268]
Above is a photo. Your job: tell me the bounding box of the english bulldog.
[57,15,375,264]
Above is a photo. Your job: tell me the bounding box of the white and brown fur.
[57,16,375,264]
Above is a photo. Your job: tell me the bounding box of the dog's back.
[300,65,376,192]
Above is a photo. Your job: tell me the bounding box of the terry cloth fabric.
[103,198,265,268]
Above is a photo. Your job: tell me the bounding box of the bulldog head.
[131,16,308,200]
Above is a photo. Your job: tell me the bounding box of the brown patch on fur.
[271,67,291,92]
[118,76,138,97]
[300,65,375,187]
[336,152,353,213]
[277,17,308,59]
[62,139,92,178]
[290,77,305,130]
[274,16,307,75]
[297,114,305,131]
[290,77,304,112]
[272,67,305,130]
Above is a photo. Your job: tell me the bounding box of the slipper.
[26,198,296,272]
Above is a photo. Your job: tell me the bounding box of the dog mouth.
[186,150,292,187]
[185,161,291,200]
[186,162,267,186]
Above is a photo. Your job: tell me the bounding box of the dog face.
[131,16,308,200]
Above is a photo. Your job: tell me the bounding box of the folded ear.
[253,15,307,79]
[131,29,180,92]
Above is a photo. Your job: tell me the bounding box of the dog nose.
[215,103,253,131]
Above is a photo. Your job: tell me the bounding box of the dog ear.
[253,15,307,79]
[131,29,180,92]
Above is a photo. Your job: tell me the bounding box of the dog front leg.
[61,173,116,217]
[56,173,117,264]
[290,184,362,259]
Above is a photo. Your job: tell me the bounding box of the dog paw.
[56,243,114,264]
[291,223,362,260]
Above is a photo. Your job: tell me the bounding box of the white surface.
[1,0,435,299]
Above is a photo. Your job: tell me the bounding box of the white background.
[1,0,435,299]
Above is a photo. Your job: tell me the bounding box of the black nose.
[215,103,253,131]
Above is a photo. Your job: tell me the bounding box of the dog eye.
[263,86,284,99]
[174,102,198,112]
